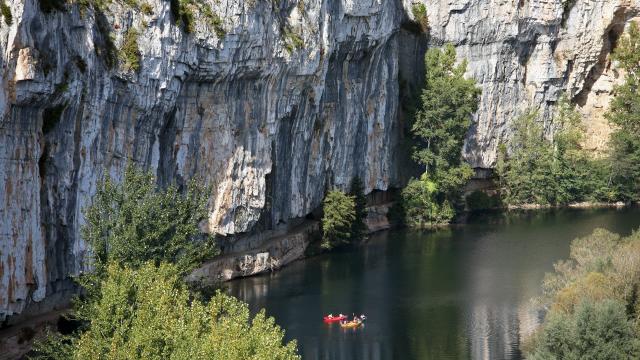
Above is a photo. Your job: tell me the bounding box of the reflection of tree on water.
[389,230,470,359]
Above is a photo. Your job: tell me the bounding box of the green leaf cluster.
[402,44,480,226]
[283,26,304,54]
[401,174,455,227]
[33,262,300,360]
[81,165,216,278]
[0,1,11,26]
[465,190,501,211]
[607,21,640,201]
[497,97,614,206]
[32,165,300,358]
[321,190,356,250]
[411,3,428,33]
[526,228,640,358]
[120,27,141,73]
[529,300,640,360]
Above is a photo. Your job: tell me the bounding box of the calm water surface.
[227,208,640,360]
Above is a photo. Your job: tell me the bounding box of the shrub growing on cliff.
[33,262,300,360]
[0,1,12,26]
[81,165,216,278]
[403,43,480,226]
[120,27,141,73]
[321,190,356,250]
[411,3,429,33]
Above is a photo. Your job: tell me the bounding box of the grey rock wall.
[0,0,409,320]
[410,0,639,167]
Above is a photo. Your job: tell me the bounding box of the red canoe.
[323,315,347,323]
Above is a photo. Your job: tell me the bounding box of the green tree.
[404,43,480,225]
[497,110,556,204]
[348,177,367,242]
[529,300,640,360]
[81,165,217,278]
[321,190,356,249]
[607,21,640,201]
[401,173,454,227]
[33,262,300,360]
[526,228,640,359]
[497,98,614,206]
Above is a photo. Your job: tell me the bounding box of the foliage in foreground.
[321,190,356,250]
[82,165,216,278]
[527,228,640,358]
[496,98,614,206]
[33,262,300,360]
[402,43,480,226]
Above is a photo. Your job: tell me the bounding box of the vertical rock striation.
[1,0,638,321]
[0,0,409,321]
[412,0,639,168]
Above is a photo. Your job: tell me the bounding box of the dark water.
[227,208,640,360]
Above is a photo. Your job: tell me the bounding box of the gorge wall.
[1,0,638,321]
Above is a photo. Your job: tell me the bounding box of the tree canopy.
[82,165,217,276]
[34,263,300,360]
[321,190,356,250]
[402,43,480,226]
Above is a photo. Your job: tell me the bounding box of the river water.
[227,208,640,360]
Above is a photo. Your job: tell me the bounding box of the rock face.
[0,0,638,321]
[421,0,640,167]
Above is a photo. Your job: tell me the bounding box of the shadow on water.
[227,207,640,360]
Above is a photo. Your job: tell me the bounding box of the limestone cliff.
[0,0,638,321]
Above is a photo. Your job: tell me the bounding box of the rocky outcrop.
[419,0,640,167]
[0,0,412,321]
[1,0,638,321]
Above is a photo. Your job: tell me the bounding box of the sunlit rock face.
[1,0,638,320]
[0,0,409,320]
[414,0,640,167]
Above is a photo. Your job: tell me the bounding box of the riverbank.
[189,200,395,285]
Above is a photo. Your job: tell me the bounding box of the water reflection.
[228,208,640,360]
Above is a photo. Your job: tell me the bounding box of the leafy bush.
[202,4,225,38]
[497,97,615,206]
[283,27,304,53]
[321,190,356,250]
[527,228,640,358]
[81,165,217,278]
[401,174,455,227]
[120,27,141,72]
[33,262,300,359]
[411,3,428,33]
[0,1,11,26]
[529,300,640,359]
